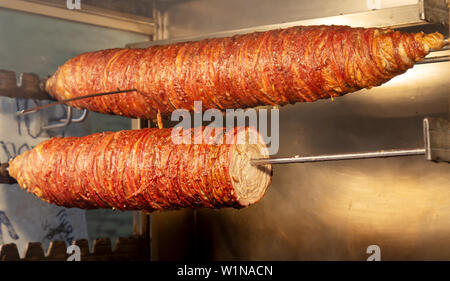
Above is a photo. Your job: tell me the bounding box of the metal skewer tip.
[16,109,37,116]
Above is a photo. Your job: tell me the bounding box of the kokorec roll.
[45,25,445,120]
[8,127,272,212]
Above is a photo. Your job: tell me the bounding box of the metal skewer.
[416,55,450,64]
[16,88,137,116]
[251,117,447,166]
[0,118,447,183]
[251,148,426,165]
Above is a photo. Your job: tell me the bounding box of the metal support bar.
[0,0,155,36]
[41,105,72,130]
[60,109,88,123]
[417,54,450,64]
[251,149,426,166]
[0,70,50,100]
[423,117,449,162]
[251,117,449,166]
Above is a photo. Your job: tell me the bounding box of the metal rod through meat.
[16,88,137,116]
[251,148,426,165]
[416,55,450,64]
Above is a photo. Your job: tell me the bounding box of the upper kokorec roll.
[45,25,445,120]
[8,127,272,212]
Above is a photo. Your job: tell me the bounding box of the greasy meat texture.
[8,127,272,212]
[45,25,445,120]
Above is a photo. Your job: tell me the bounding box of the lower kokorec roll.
[8,127,272,212]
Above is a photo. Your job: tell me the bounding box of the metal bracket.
[0,0,155,36]
[41,106,89,131]
[0,69,89,131]
[423,117,450,162]
[0,70,50,100]
[251,117,450,165]
[420,0,449,26]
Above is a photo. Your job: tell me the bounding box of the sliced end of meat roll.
[229,127,272,207]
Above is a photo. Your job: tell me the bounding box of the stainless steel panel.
[154,0,419,40]
[193,62,450,261]
[145,0,450,260]
[421,0,449,26]
[151,63,450,261]
[130,3,427,47]
[0,0,155,35]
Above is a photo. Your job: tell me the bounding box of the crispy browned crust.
[8,127,271,212]
[45,25,444,120]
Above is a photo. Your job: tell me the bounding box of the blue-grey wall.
[0,7,149,248]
